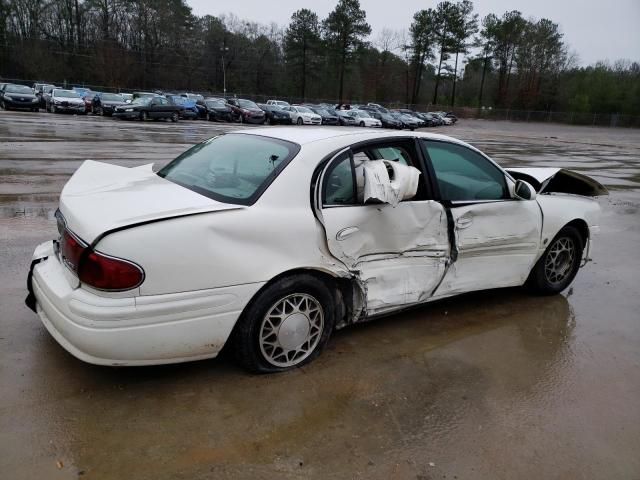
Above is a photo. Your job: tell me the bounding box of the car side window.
[323,142,428,206]
[423,141,508,201]
[371,146,411,166]
[323,153,356,206]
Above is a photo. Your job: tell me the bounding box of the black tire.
[51,104,57,114]
[140,111,148,121]
[207,113,213,122]
[0,100,5,110]
[296,117,303,125]
[359,121,365,127]
[526,225,584,295]
[232,274,336,373]
[96,106,104,116]
[170,112,179,123]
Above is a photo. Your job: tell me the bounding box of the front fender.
[536,194,602,256]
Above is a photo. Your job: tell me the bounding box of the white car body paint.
[28,127,605,366]
[349,110,382,128]
[285,106,322,125]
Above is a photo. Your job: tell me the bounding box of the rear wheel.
[170,112,179,123]
[233,274,336,373]
[526,225,583,295]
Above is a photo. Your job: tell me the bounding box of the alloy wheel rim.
[544,236,576,285]
[259,293,324,368]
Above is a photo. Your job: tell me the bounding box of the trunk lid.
[59,160,242,243]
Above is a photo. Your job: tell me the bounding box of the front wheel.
[232,274,336,373]
[170,112,179,123]
[296,117,303,125]
[526,225,584,295]
[359,121,365,127]
[140,111,148,121]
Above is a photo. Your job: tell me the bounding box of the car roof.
[230,127,467,147]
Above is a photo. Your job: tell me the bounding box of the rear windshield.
[55,90,80,98]
[238,99,258,109]
[158,134,300,205]
[101,93,124,101]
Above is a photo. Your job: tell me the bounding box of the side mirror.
[514,179,537,201]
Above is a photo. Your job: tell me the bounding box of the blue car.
[166,95,199,119]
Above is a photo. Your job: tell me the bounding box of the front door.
[420,140,542,297]
[318,140,451,315]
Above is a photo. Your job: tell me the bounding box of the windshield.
[297,106,313,114]
[238,99,258,109]
[355,111,371,118]
[54,90,80,98]
[5,85,32,94]
[158,134,300,205]
[132,97,152,106]
[315,109,330,116]
[206,100,226,108]
[101,93,124,102]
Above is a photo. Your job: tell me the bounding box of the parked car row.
[0,83,458,130]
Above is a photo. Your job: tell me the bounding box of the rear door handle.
[336,226,359,241]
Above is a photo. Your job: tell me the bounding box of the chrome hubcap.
[259,293,324,368]
[544,237,576,285]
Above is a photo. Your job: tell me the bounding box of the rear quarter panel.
[93,145,343,296]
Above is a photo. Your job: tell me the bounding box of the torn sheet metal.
[359,256,448,315]
[321,199,450,313]
[506,167,608,196]
[362,160,421,206]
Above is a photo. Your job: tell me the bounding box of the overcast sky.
[189,0,640,66]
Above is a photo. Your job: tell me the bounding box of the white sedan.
[27,128,607,372]
[282,105,322,125]
[348,109,382,127]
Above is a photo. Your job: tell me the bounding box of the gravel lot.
[1,110,639,479]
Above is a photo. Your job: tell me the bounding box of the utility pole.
[220,45,229,98]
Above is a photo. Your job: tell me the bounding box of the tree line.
[1,0,638,116]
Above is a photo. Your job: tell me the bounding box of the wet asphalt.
[1,111,639,479]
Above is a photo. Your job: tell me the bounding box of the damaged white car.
[26,128,607,372]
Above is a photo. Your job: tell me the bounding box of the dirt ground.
[1,111,639,480]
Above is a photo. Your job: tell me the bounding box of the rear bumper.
[28,241,263,366]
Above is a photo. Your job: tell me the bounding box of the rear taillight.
[60,229,86,272]
[78,251,144,291]
[59,223,144,291]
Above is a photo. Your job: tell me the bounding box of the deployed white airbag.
[362,160,421,206]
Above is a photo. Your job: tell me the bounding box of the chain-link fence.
[2,76,639,128]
